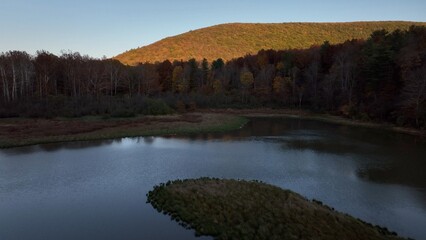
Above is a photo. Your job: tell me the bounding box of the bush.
[142,98,174,115]
[188,101,197,111]
[110,109,136,118]
[175,100,186,113]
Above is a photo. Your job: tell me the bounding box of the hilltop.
[115,21,426,65]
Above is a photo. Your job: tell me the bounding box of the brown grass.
[147,178,405,240]
[0,113,247,148]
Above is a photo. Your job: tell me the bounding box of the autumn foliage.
[115,21,426,65]
[0,26,425,128]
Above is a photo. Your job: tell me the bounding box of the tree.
[172,66,187,93]
[140,63,161,96]
[157,60,173,92]
[212,79,223,95]
[276,61,285,76]
[289,66,300,107]
[334,45,358,105]
[304,59,320,108]
[106,59,123,96]
[35,51,59,98]
[320,41,334,73]
[61,51,83,97]
[240,67,254,103]
[211,58,224,85]
[400,65,426,127]
[272,76,284,99]
[0,54,10,102]
[361,32,397,120]
[201,58,209,87]
[212,58,224,70]
[240,67,254,88]
[187,58,199,91]
[85,59,108,97]
[0,51,34,102]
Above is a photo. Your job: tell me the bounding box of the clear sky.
[0,0,425,58]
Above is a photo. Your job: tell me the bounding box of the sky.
[0,0,425,58]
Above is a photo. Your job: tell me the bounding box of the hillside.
[115,21,426,65]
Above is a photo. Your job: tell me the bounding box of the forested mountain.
[115,21,426,65]
[1,26,425,129]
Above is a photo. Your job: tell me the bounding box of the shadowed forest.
[0,26,425,128]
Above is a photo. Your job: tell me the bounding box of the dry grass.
[0,113,247,148]
[147,178,405,240]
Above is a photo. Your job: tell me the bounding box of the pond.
[0,117,425,240]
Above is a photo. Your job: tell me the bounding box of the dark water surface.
[0,117,425,239]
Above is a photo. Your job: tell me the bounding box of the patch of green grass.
[147,178,404,240]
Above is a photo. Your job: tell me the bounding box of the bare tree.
[61,51,83,97]
[105,59,123,96]
[0,54,10,102]
[334,47,357,104]
[0,51,34,101]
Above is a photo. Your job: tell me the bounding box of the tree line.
[0,26,425,128]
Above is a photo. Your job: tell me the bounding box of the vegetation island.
[147,178,406,240]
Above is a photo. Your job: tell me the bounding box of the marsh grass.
[0,114,248,148]
[147,178,405,240]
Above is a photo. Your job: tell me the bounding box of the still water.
[0,117,425,240]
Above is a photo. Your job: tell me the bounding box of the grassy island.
[147,178,405,240]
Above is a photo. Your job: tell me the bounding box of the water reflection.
[0,117,425,239]
[357,149,426,188]
[180,117,426,190]
[279,137,376,156]
[1,140,116,155]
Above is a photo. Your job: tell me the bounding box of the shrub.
[175,100,186,113]
[142,98,174,115]
[110,109,136,118]
[188,101,197,111]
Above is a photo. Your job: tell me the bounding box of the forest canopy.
[115,21,426,65]
[0,26,425,128]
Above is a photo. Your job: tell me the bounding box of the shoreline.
[0,109,424,149]
[203,108,425,137]
[0,113,248,149]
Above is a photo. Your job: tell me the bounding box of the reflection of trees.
[357,161,426,188]
[280,139,368,155]
[41,140,114,151]
[356,139,426,189]
[143,137,155,144]
[2,140,114,155]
